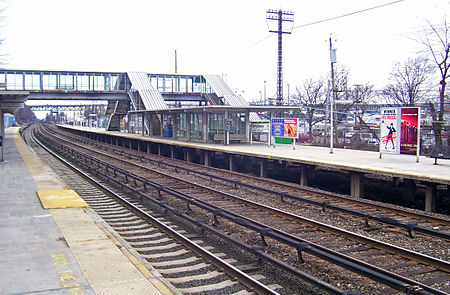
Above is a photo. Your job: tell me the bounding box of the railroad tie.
[158,263,210,275]
[168,270,224,284]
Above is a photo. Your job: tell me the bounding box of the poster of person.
[400,107,419,155]
[380,108,400,154]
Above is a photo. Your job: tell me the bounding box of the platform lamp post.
[329,37,337,154]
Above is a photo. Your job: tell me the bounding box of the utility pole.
[175,49,178,74]
[329,37,337,154]
[266,9,294,107]
[264,80,267,105]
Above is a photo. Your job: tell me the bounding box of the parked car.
[297,132,313,143]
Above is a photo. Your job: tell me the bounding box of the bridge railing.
[0,70,128,92]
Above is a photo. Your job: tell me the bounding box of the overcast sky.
[2,0,449,103]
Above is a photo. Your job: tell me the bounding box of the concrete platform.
[60,124,449,212]
[0,127,174,295]
[63,125,450,186]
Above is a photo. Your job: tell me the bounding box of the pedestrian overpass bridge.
[0,69,254,130]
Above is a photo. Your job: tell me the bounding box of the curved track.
[31,123,450,294]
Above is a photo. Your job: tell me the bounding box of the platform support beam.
[350,172,365,198]
[229,154,235,172]
[157,144,161,156]
[260,159,266,177]
[147,142,150,154]
[170,146,174,159]
[204,151,211,167]
[425,183,437,213]
[402,179,416,202]
[185,149,192,163]
[300,165,310,186]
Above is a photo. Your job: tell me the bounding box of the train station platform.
[60,125,450,212]
[0,127,175,295]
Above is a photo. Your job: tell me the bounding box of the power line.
[292,0,405,30]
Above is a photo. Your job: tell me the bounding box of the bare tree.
[421,18,450,146]
[15,106,36,124]
[290,78,326,141]
[350,83,377,136]
[382,56,434,106]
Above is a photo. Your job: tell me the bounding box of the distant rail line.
[27,123,450,295]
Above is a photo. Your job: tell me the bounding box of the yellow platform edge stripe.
[37,190,89,209]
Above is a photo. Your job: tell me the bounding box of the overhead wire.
[292,0,405,30]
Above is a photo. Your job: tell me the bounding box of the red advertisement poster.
[283,118,298,138]
[380,108,399,154]
[400,107,419,155]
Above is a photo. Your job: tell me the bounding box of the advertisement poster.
[271,118,284,137]
[380,108,400,154]
[400,107,419,155]
[283,118,299,138]
[271,118,299,138]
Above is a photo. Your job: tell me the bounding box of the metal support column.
[142,113,145,136]
[203,111,208,143]
[159,114,164,137]
[245,111,250,142]
[149,114,154,136]
[186,114,191,141]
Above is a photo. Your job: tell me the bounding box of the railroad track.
[50,123,450,241]
[24,125,297,295]
[33,123,450,294]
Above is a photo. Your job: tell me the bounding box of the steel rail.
[31,125,353,295]
[29,126,285,295]
[49,123,450,240]
[36,128,446,295]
